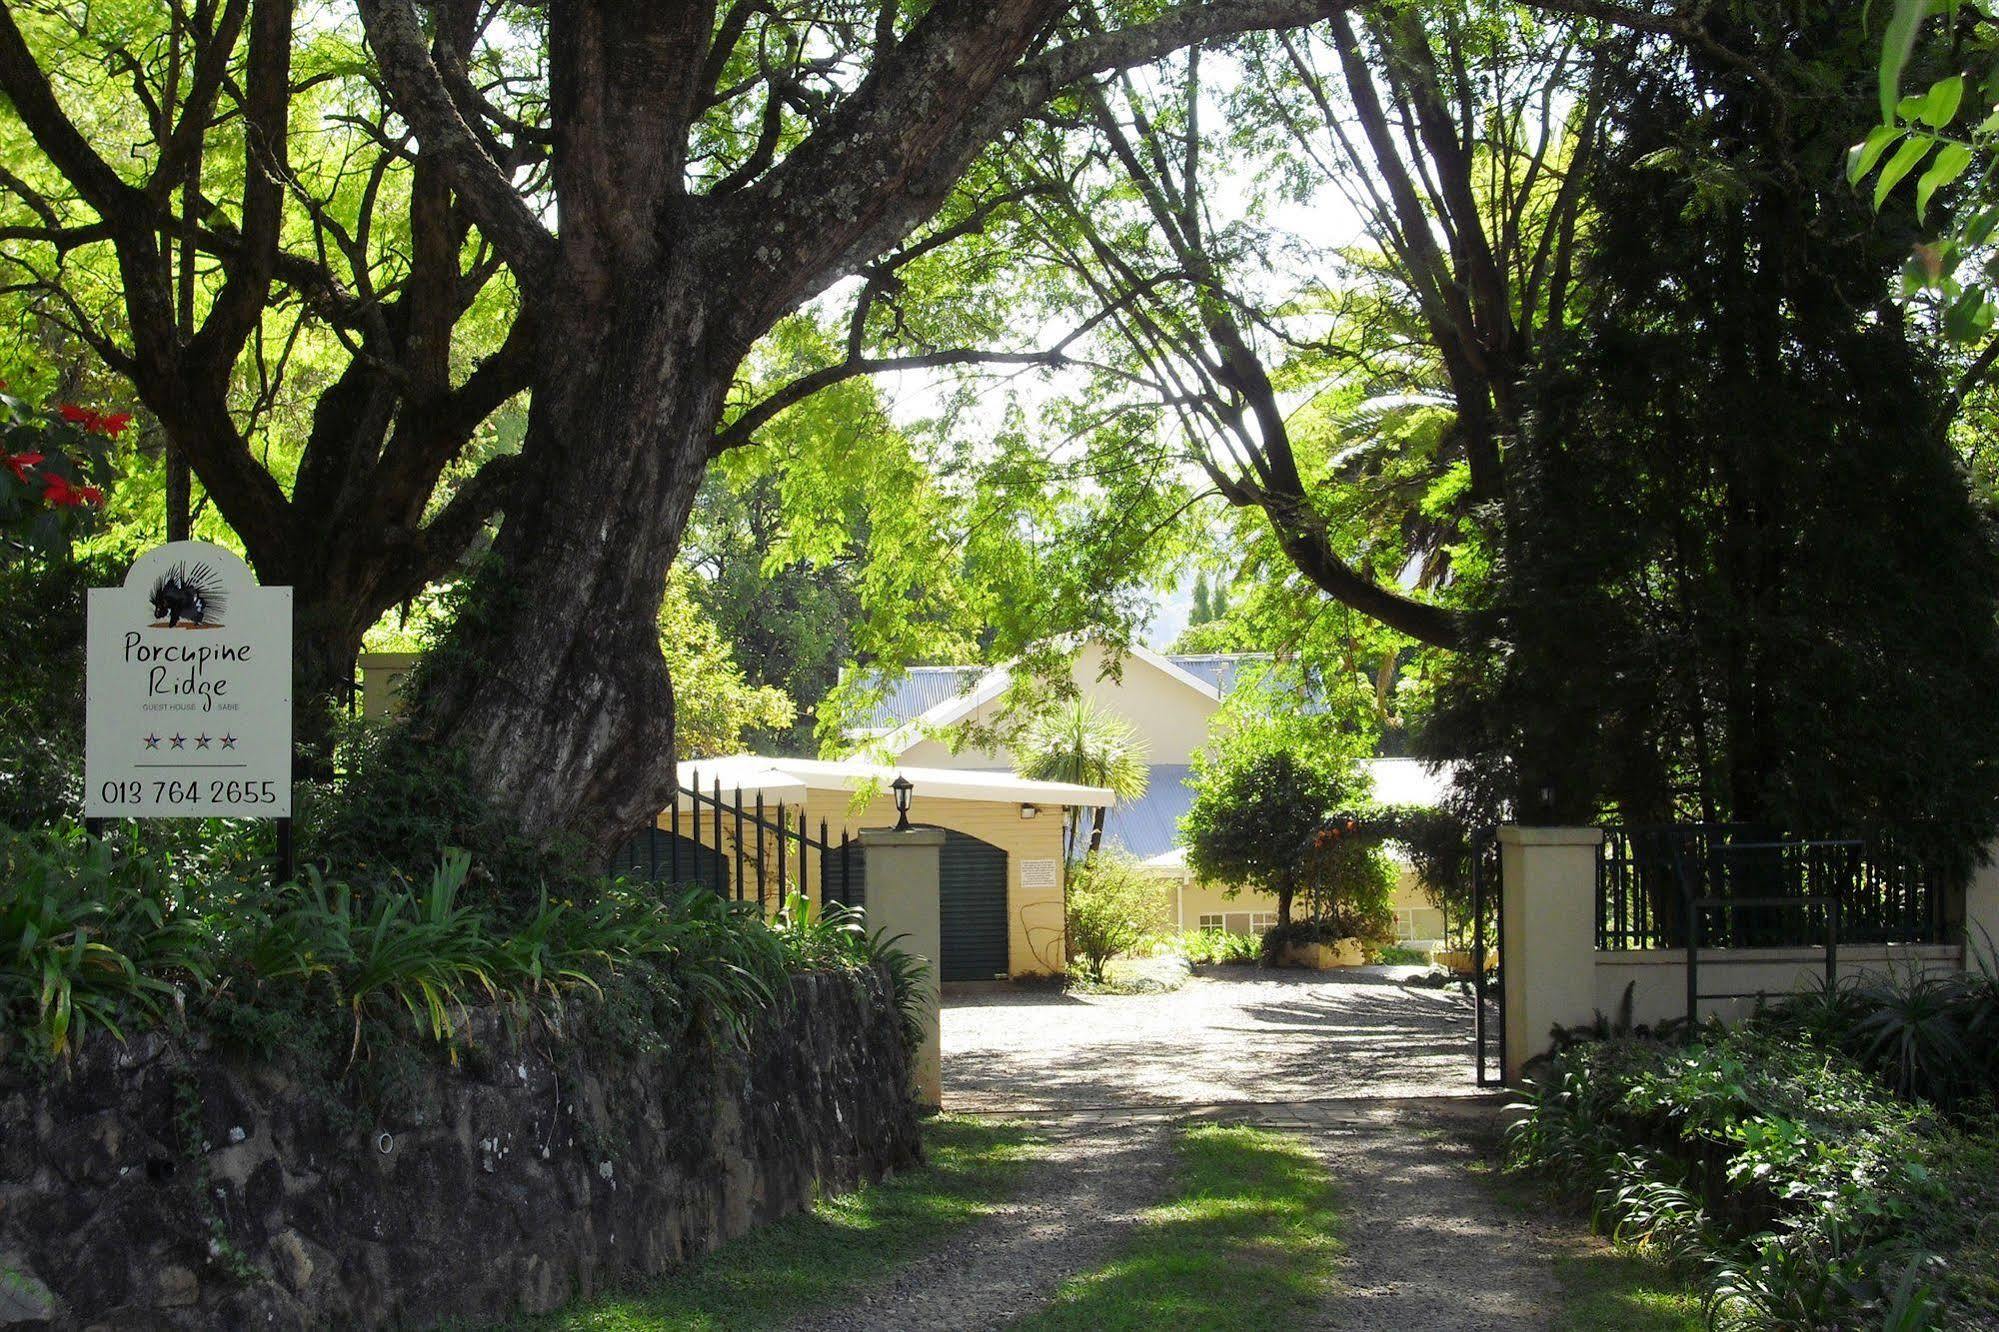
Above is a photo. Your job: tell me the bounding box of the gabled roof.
[845,665,986,733]
[848,643,1270,747]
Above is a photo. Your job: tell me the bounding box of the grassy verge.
[515,1115,1038,1331]
[1474,1162,1702,1332]
[1013,1123,1343,1331]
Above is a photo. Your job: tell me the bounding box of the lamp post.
[892,774,914,830]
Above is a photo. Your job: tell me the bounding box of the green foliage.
[658,568,796,760]
[1860,0,1999,342]
[303,721,591,923]
[1177,928,1260,966]
[1294,833,1395,942]
[1507,1030,1968,1328]
[0,555,113,827]
[0,826,209,1058]
[0,822,919,1074]
[1182,713,1371,924]
[1015,698,1151,860]
[682,465,863,756]
[1063,850,1164,983]
[1756,945,1999,1110]
[1422,8,1999,863]
[0,388,118,561]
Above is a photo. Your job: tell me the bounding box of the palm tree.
[1015,698,1151,861]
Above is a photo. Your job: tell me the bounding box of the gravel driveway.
[943,966,1486,1112]
[785,970,1615,1331]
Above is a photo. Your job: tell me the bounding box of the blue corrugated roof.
[1166,653,1273,697]
[1099,764,1198,859]
[853,652,1277,733]
[847,666,985,731]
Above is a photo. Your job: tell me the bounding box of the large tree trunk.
[412,262,732,855]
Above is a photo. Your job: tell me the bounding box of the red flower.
[53,404,130,435]
[4,451,43,484]
[41,473,100,508]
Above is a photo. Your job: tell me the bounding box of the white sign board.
[1019,858,1060,890]
[85,541,292,818]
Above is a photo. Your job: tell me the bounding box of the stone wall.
[0,968,920,1329]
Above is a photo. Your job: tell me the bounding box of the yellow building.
[853,642,1459,950]
[655,755,1109,980]
[1140,847,1449,947]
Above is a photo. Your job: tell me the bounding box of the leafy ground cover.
[0,820,918,1079]
[1013,1124,1342,1332]
[513,1116,1040,1331]
[1507,1028,1985,1329]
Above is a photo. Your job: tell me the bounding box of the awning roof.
[675,754,1114,809]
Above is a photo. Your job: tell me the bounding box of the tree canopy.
[6,0,1999,864]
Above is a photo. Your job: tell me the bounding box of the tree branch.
[354,0,555,281]
[713,347,1064,454]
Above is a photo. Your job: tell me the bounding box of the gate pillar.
[1967,842,1999,963]
[859,827,946,1110]
[1500,826,1603,1083]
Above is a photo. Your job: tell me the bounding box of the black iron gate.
[611,771,863,912]
[1471,825,1503,1087]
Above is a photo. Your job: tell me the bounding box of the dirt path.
[795,975,1591,1330]
[780,1120,1175,1332]
[1276,1099,1571,1331]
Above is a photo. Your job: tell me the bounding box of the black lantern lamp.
[891,774,914,830]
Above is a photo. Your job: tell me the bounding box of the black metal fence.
[611,772,863,913]
[1470,826,1503,1087]
[1597,824,1952,951]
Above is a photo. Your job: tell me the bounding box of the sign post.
[85,541,293,878]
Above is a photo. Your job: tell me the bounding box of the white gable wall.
[893,640,1221,768]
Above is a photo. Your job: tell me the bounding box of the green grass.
[1013,1123,1343,1331]
[1549,1250,1703,1332]
[1473,1160,1702,1332]
[515,1115,1039,1330]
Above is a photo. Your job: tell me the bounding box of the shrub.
[1507,1030,1963,1327]
[0,823,920,1073]
[1756,942,1999,1112]
[1182,726,1370,926]
[1064,851,1163,983]
[302,722,592,923]
[1180,929,1259,966]
[1297,837,1396,942]
[0,556,122,829]
[1257,916,1387,966]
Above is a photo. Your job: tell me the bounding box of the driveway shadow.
[942,969,1484,1112]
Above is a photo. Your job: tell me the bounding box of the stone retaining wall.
[0,968,920,1328]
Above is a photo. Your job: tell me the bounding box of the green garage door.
[939,830,1010,981]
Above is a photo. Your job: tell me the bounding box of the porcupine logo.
[148,561,227,629]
